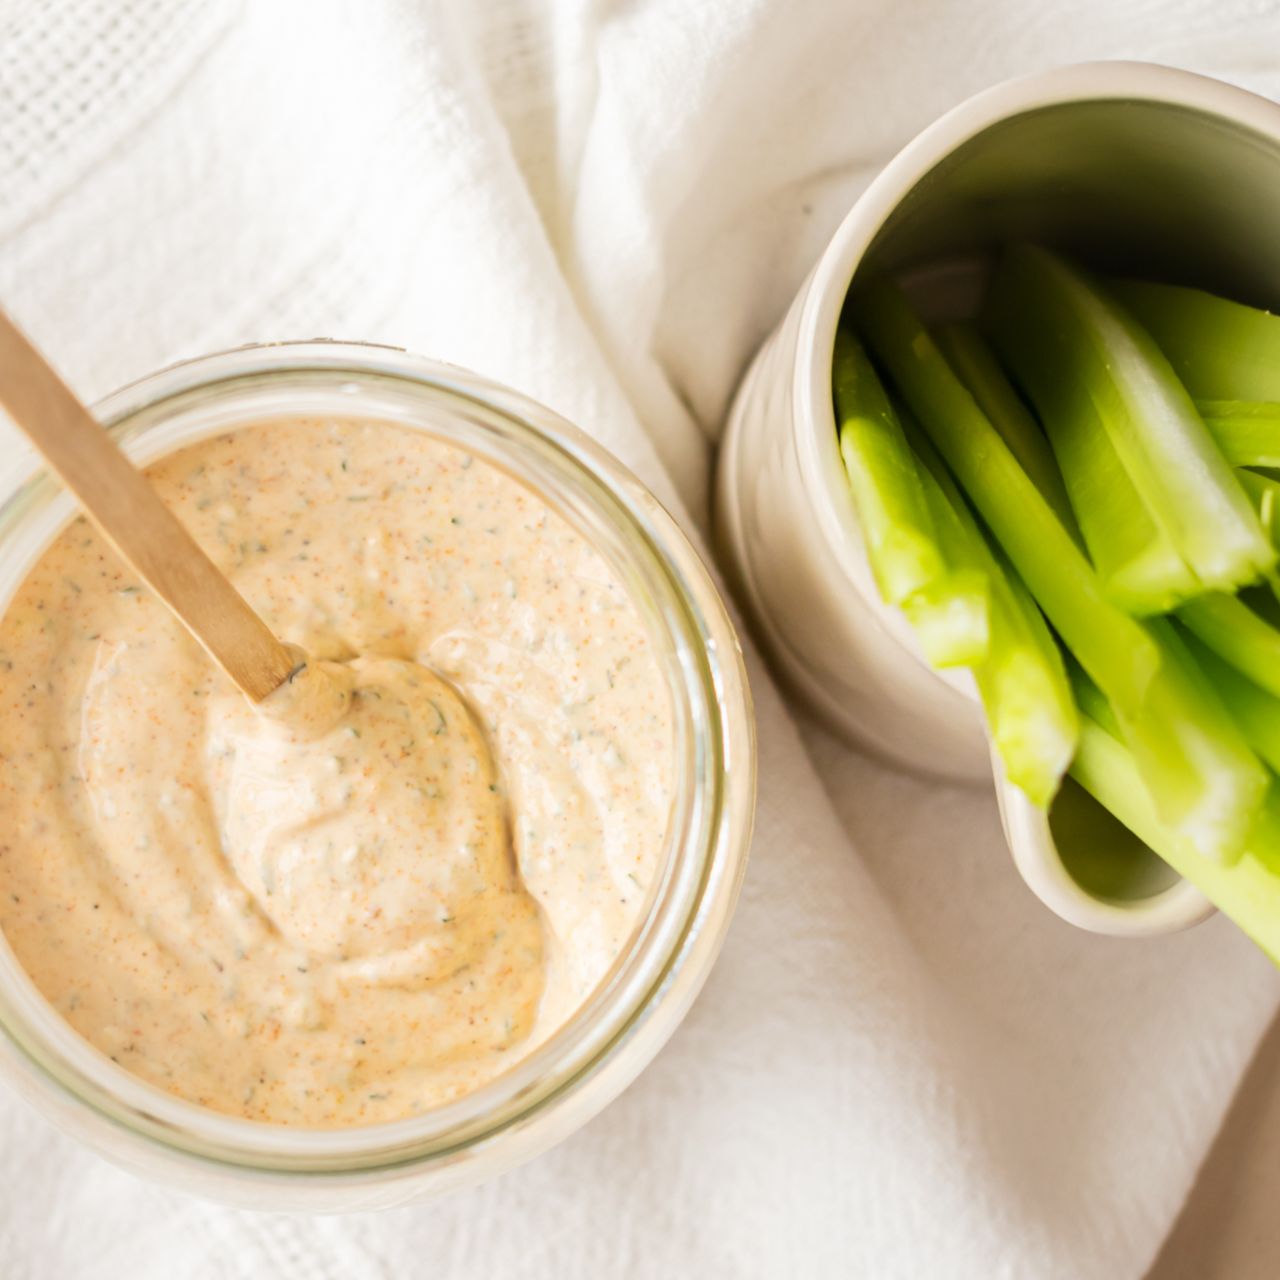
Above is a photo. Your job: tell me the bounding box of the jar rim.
[0,341,755,1187]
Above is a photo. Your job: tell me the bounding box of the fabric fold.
[0,3,1278,1277]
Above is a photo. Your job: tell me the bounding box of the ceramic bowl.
[716,61,1280,935]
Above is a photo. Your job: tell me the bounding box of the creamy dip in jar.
[0,416,674,1127]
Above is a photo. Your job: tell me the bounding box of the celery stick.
[1112,279,1280,403]
[1182,631,1280,774]
[973,587,1075,808]
[1129,619,1268,861]
[1071,623,1268,863]
[1069,659,1121,739]
[899,572,990,668]
[988,246,1274,598]
[1236,468,1280,549]
[1062,443,1197,617]
[998,337,1194,615]
[1176,592,1280,699]
[1246,783,1280,867]
[1234,470,1280,609]
[1200,401,1280,427]
[1199,403,1280,469]
[934,321,1078,535]
[833,328,988,665]
[852,279,1159,714]
[1202,400,1280,416]
[1071,715,1280,963]
[986,256,1199,613]
[1075,651,1280,847]
[832,327,946,606]
[905,416,1077,804]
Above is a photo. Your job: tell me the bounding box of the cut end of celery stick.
[832,328,946,605]
[853,277,1160,715]
[836,432,942,605]
[1071,715,1280,965]
[900,570,990,668]
[934,321,1079,537]
[978,647,1076,807]
[904,411,1077,803]
[1113,279,1280,403]
[992,247,1274,596]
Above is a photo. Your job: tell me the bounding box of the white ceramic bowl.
[717,61,1280,936]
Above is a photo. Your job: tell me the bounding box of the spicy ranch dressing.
[0,418,674,1126]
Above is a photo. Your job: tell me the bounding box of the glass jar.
[0,342,755,1210]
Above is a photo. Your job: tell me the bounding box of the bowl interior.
[860,96,1280,306]
[852,85,1280,911]
[1048,781,1181,902]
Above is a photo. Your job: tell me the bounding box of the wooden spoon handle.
[0,311,297,702]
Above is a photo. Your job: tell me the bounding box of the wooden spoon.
[0,310,298,702]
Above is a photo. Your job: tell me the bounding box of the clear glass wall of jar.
[0,342,755,1210]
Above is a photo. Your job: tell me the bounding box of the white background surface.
[1,2,1280,1276]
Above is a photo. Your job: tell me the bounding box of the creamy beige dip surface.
[0,418,674,1126]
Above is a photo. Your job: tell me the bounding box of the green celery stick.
[905,416,1077,805]
[1199,403,1280,469]
[1182,631,1280,774]
[832,327,947,606]
[1176,591,1280,699]
[1246,783,1280,866]
[1071,714,1280,962]
[1078,635,1274,857]
[1233,471,1280,609]
[973,583,1076,807]
[1112,279,1280,402]
[987,246,1274,600]
[852,279,1159,715]
[855,280,1265,858]
[1237,468,1280,549]
[986,254,1199,613]
[1127,619,1268,862]
[899,572,990,669]
[833,328,989,665]
[1069,658,1121,738]
[1202,401,1280,421]
[933,321,1078,535]
[841,416,992,667]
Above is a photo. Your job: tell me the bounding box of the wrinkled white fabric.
[1,3,1279,1277]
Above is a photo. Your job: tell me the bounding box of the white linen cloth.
[1,2,1279,1276]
